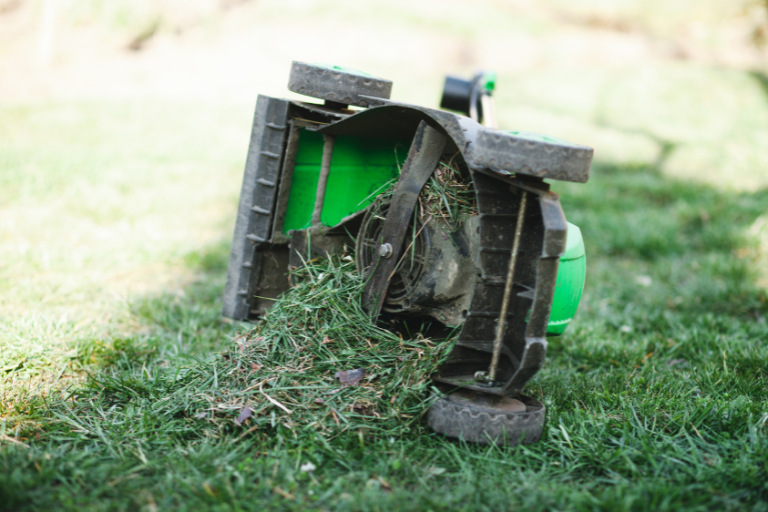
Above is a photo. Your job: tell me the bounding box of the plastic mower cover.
[222,61,593,446]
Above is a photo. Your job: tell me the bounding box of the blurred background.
[2,0,768,363]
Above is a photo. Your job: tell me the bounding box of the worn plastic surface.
[288,61,392,107]
[222,95,289,320]
[471,128,593,183]
[440,75,474,114]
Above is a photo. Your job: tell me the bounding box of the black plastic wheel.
[471,128,593,183]
[427,390,545,446]
[288,61,392,108]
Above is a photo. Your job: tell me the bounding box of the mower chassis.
[223,65,592,444]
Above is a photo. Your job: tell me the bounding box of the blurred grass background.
[2,0,768,510]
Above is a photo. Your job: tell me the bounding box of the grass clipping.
[419,160,477,232]
[194,255,454,439]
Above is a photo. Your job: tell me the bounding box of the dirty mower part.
[427,391,545,446]
[440,71,496,126]
[288,61,392,108]
[222,61,592,445]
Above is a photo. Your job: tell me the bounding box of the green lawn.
[2,5,768,507]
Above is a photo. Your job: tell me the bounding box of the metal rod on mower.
[488,190,527,382]
[272,122,302,237]
[480,93,497,129]
[312,134,335,226]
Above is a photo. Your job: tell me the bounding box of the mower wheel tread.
[288,61,392,108]
[427,392,545,446]
[472,128,593,183]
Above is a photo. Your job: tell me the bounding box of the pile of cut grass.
[72,254,454,448]
[193,253,453,439]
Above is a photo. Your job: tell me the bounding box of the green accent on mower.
[548,222,586,336]
[283,131,407,232]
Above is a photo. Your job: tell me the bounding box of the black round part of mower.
[427,389,545,446]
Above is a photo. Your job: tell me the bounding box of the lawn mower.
[222,62,592,445]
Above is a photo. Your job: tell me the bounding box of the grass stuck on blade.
[419,160,477,231]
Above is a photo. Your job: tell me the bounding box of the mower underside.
[223,62,592,445]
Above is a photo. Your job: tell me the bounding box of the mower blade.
[361,121,447,316]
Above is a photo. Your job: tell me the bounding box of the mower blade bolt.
[379,243,393,258]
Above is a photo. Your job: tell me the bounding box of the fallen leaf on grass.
[273,486,295,500]
[352,403,380,417]
[2,359,24,372]
[425,466,446,478]
[636,275,652,287]
[234,407,253,426]
[260,382,293,414]
[236,335,265,353]
[0,434,28,447]
[334,368,365,387]
[250,362,263,371]
[366,477,392,491]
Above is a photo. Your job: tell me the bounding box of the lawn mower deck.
[222,62,592,445]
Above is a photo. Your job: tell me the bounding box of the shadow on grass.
[555,160,768,318]
[547,160,768,409]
